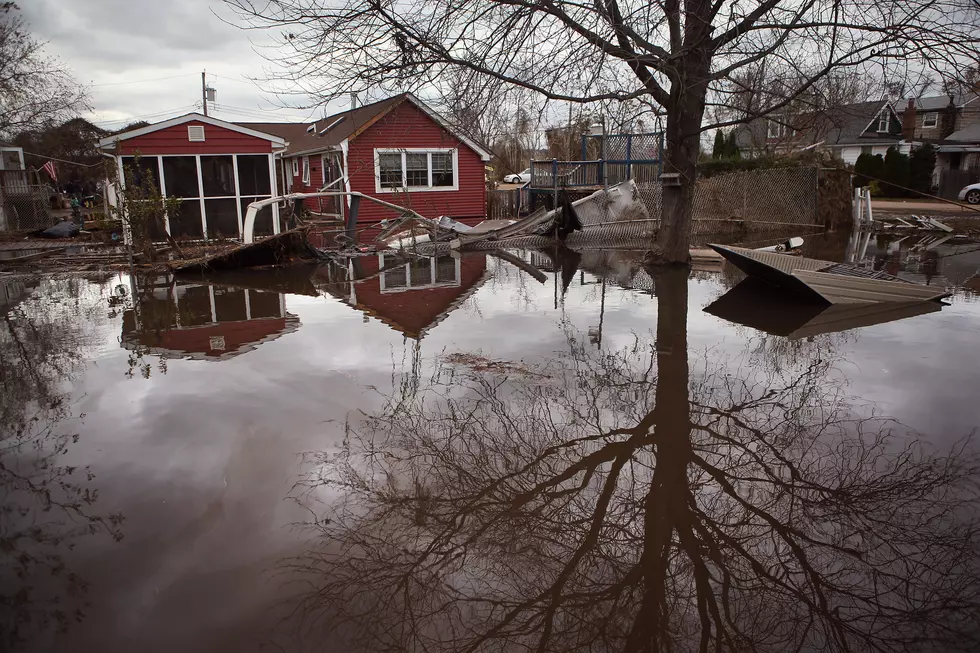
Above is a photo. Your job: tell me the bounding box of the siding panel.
[119,121,276,155]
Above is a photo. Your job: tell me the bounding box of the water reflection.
[314,253,489,339]
[120,272,301,368]
[284,267,980,652]
[0,276,125,649]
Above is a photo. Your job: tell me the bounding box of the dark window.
[861,145,873,155]
[121,156,160,192]
[410,257,431,285]
[406,153,428,187]
[178,285,212,326]
[162,156,199,197]
[379,153,402,188]
[435,255,457,282]
[213,287,247,322]
[384,265,407,289]
[248,290,281,318]
[201,156,235,197]
[169,200,203,239]
[237,155,271,196]
[205,199,239,239]
[432,153,454,187]
[241,197,274,236]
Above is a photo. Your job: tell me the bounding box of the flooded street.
[3,234,980,652]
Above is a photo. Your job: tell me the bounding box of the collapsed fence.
[489,165,844,245]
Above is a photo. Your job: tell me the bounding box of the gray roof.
[734,99,900,150]
[898,93,980,112]
[945,123,980,143]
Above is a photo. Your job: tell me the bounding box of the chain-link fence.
[0,185,52,232]
[635,166,824,242]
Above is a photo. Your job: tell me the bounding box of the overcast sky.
[23,0,352,129]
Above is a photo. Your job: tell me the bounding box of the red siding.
[119,121,276,155]
[285,153,326,203]
[346,102,486,226]
[316,254,488,338]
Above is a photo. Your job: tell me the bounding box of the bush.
[882,146,911,196]
[853,152,885,189]
[909,143,937,195]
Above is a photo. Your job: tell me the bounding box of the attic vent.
[319,116,345,135]
[188,125,205,142]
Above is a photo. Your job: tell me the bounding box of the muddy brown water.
[3,233,980,652]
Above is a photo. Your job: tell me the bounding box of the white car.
[503,169,531,184]
[959,182,980,205]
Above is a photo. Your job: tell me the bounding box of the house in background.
[0,142,30,231]
[734,99,907,165]
[243,93,491,232]
[895,93,980,196]
[98,94,491,242]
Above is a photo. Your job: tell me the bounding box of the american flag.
[41,160,57,182]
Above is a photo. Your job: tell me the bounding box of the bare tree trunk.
[655,34,712,265]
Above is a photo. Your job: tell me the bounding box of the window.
[877,112,890,133]
[861,145,873,155]
[374,149,458,192]
[431,152,454,187]
[378,153,402,188]
[292,159,299,176]
[238,155,272,196]
[120,156,160,191]
[162,156,199,197]
[378,253,461,292]
[923,112,939,128]
[767,120,792,139]
[188,125,205,142]
[301,156,310,185]
[200,156,235,197]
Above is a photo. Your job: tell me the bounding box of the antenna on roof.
[319,116,345,135]
[350,92,357,112]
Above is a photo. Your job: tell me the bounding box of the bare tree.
[225,0,980,263]
[278,269,980,652]
[0,3,89,140]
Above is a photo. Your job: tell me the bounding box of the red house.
[99,94,490,242]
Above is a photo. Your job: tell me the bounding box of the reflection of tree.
[287,268,980,652]
[0,278,124,650]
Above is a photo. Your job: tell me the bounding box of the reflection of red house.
[316,253,488,339]
[121,275,299,360]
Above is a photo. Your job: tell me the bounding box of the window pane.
[205,198,239,239]
[379,153,402,188]
[178,285,212,326]
[241,197,273,236]
[435,255,457,282]
[162,156,199,197]
[410,258,431,286]
[432,153,454,187]
[201,156,235,197]
[384,264,407,289]
[238,155,271,195]
[213,287,247,322]
[170,200,203,239]
[248,289,281,318]
[406,153,428,187]
[121,156,160,192]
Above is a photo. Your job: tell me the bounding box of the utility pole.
[202,71,208,116]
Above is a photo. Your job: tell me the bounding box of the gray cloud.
[20,0,330,128]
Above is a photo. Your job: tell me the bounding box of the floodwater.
[3,232,980,652]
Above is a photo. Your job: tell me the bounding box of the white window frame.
[767,119,791,140]
[301,156,310,185]
[877,112,890,133]
[922,112,939,128]
[292,158,299,176]
[378,253,461,293]
[373,148,459,193]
